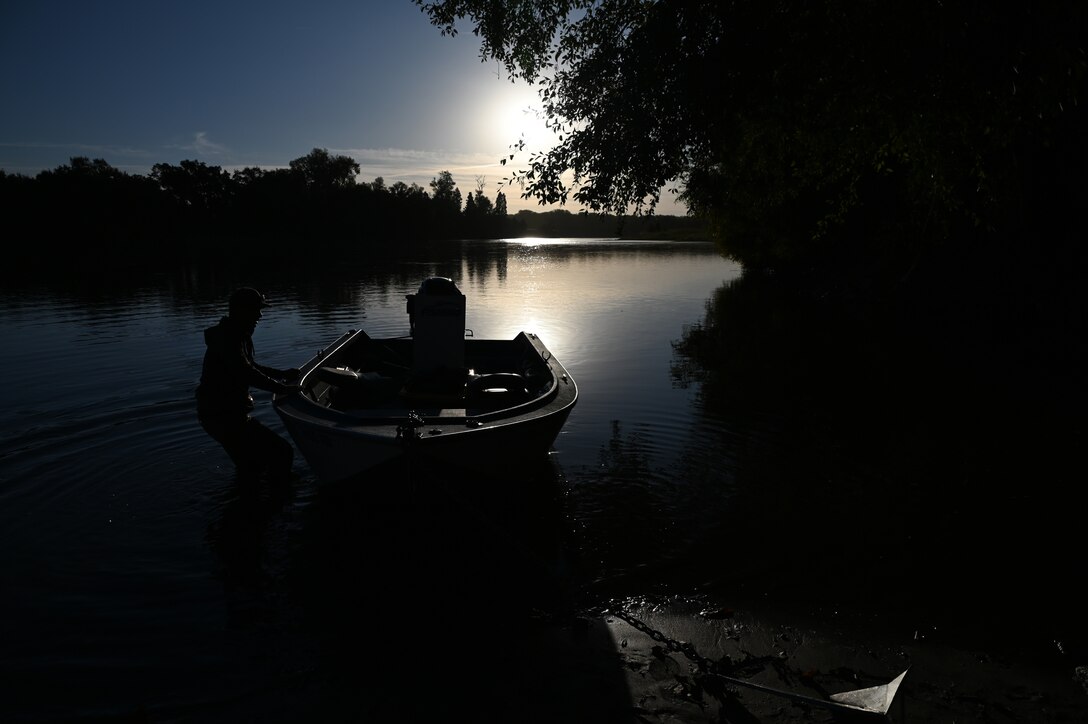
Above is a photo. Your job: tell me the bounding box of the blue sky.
[0,1,684,214]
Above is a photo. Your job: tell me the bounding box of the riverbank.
[289,465,1088,723]
[506,596,1088,723]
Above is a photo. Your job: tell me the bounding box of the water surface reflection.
[2,237,1080,721]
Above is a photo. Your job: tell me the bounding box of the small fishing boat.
[273,277,578,483]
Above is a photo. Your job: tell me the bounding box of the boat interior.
[302,336,558,417]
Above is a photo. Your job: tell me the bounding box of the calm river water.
[0,237,1082,721]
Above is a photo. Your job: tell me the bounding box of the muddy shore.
[504,596,1088,723]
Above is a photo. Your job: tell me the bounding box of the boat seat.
[317,366,402,408]
[466,373,530,407]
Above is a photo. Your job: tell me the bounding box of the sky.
[0,1,685,215]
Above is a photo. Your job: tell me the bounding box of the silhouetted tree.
[289,148,360,189]
[150,160,234,215]
[387,180,434,239]
[31,157,165,265]
[389,181,423,198]
[227,166,308,250]
[429,170,462,213]
[282,148,363,244]
[0,152,704,271]
[428,170,463,235]
[472,177,494,215]
[416,1,1087,277]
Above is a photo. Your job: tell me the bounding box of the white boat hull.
[274,328,578,484]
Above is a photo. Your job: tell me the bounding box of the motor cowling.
[405,277,466,374]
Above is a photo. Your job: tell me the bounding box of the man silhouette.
[196,287,300,491]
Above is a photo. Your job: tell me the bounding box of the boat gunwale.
[273,329,578,433]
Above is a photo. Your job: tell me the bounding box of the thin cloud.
[337,146,499,169]
[334,145,513,188]
[172,132,229,156]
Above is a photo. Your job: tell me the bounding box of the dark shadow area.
[284,457,636,722]
[670,267,1088,661]
[205,472,295,590]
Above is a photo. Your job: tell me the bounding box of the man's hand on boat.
[271,368,302,396]
[275,383,303,396]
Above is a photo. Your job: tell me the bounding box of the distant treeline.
[0,149,704,272]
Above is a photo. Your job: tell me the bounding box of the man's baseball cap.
[229,287,270,312]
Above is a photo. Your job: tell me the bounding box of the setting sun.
[485,85,557,159]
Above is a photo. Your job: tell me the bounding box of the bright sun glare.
[487,86,556,158]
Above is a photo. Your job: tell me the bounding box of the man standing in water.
[196,287,300,492]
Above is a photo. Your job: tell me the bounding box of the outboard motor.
[405,277,466,375]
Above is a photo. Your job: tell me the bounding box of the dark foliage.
[417,1,1087,286]
[670,269,1087,645]
[421,2,1088,477]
